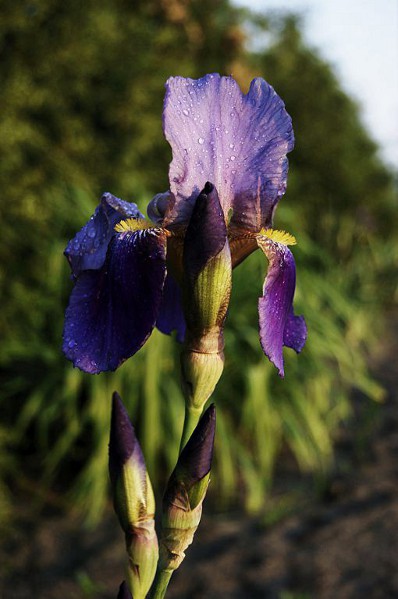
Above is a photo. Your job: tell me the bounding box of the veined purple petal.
[258,240,307,377]
[65,192,144,278]
[109,392,145,488]
[156,272,186,342]
[183,182,227,283]
[163,74,294,229]
[117,581,132,599]
[63,228,167,373]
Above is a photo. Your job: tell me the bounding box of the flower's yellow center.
[114,218,152,233]
[260,228,297,246]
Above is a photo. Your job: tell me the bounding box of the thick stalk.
[150,569,173,599]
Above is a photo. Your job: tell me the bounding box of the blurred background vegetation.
[0,0,397,527]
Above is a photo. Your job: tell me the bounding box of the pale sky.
[232,0,398,169]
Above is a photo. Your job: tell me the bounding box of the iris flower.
[63,74,306,377]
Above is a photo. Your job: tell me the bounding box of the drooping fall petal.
[65,192,143,278]
[163,74,293,229]
[257,238,307,377]
[63,228,167,373]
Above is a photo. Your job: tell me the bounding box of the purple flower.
[63,74,306,377]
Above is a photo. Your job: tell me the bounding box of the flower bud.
[183,182,232,334]
[181,183,232,409]
[158,404,216,572]
[109,392,158,599]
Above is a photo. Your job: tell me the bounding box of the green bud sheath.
[125,519,158,599]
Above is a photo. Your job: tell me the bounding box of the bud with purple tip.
[158,404,216,573]
[179,184,231,445]
[109,392,158,599]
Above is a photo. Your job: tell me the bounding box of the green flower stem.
[179,404,203,452]
[150,569,173,599]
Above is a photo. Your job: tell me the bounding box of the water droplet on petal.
[198,137,204,145]
[183,109,189,116]
[230,155,236,161]
[87,228,96,239]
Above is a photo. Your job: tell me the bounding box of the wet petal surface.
[65,192,143,277]
[257,239,306,377]
[63,228,167,373]
[163,74,293,229]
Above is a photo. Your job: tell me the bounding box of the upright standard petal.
[257,237,307,377]
[63,227,167,373]
[163,74,294,229]
[156,272,186,343]
[65,192,144,278]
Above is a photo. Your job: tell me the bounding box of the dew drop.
[183,109,189,116]
[198,137,204,144]
[87,228,96,239]
[229,143,234,149]
[230,155,236,161]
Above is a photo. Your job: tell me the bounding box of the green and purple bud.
[181,184,232,418]
[109,392,158,599]
[158,404,216,573]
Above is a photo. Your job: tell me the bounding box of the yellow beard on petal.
[114,218,153,233]
[260,228,297,246]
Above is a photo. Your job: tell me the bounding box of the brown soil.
[1,318,398,599]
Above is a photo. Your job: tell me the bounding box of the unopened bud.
[109,392,158,599]
[183,182,232,334]
[181,183,232,409]
[159,405,216,572]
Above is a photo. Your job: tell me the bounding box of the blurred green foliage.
[0,3,396,525]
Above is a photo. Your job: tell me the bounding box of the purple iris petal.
[156,272,186,342]
[258,242,307,377]
[65,192,144,278]
[163,74,294,229]
[63,228,167,373]
[283,307,307,353]
[183,182,227,283]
